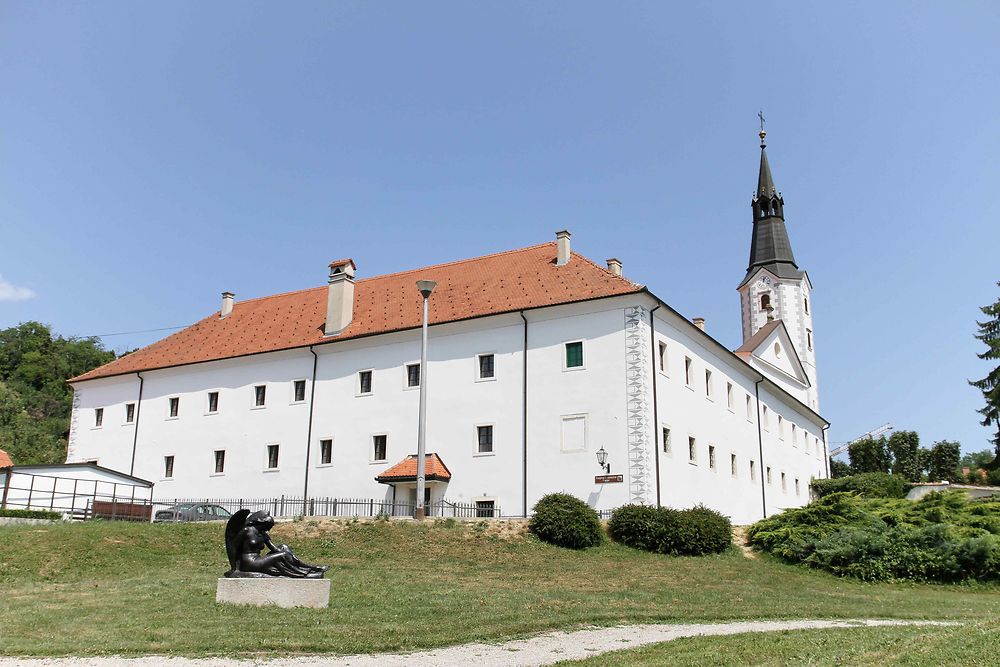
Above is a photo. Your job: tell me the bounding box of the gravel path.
[0,619,957,667]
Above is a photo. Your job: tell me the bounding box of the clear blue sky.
[2,2,998,454]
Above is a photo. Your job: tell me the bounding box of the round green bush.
[608,504,732,556]
[529,492,603,549]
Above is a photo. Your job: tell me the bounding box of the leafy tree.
[970,282,1000,469]
[829,458,851,478]
[887,430,923,481]
[848,436,891,474]
[960,448,996,470]
[926,440,962,483]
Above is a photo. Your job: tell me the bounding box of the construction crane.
[828,423,894,458]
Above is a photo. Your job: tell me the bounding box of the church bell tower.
[737,124,819,409]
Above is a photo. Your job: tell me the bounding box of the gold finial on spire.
[758,109,766,147]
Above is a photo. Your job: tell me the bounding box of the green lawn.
[0,518,997,657]
[555,622,1000,666]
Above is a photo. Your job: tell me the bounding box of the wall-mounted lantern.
[596,446,610,474]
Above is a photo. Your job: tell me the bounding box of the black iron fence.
[0,470,153,521]
[151,496,503,521]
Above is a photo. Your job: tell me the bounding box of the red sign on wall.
[594,474,624,484]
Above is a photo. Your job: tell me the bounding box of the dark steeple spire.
[741,125,801,285]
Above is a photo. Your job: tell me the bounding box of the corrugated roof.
[375,453,452,483]
[71,242,643,382]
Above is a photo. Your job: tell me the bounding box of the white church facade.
[66,134,828,525]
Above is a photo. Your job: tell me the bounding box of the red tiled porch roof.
[0,448,12,468]
[375,453,452,484]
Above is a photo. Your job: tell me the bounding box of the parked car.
[154,503,232,523]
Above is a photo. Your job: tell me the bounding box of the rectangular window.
[254,385,267,407]
[708,445,716,470]
[658,341,668,373]
[684,357,693,385]
[766,466,772,485]
[561,415,587,452]
[320,438,333,465]
[726,382,733,409]
[705,370,713,398]
[762,406,769,429]
[807,329,813,351]
[781,472,787,492]
[164,455,174,479]
[750,459,757,481]
[478,353,495,380]
[662,427,671,455]
[475,500,495,518]
[688,437,697,464]
[565,341,584,369]
[266,444,279,470]
[791,424,798,447]
[746,394,753,420]
[795,478,800,496]
[372,435,387,462]
[214,450,225,474]
[207,391,219,413]
[94,408,104,427]
[730,453,737,477]
[359,370,374,394]
[777,415,784,439]
[476,425,494,454]
[168,397,179,418]
[804,297,809,314]
[125,403,135,423]
[406,363,421,388]
[293,379,306,403]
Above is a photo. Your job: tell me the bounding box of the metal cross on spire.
[758,110,766,147]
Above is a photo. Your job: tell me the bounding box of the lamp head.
[596,447,608,466]
[416,279,437,299]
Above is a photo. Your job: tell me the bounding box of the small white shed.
[0,462,154,520]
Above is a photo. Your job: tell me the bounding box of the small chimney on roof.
[325,259,357,336]
[220,292,235,319]
[693,317,705,331]
[556,230,571,266]
[606,258,622,277]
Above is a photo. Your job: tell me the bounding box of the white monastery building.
[67,133,829,524]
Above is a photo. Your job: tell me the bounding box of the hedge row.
[607,504,732,556]
[0,508,61,520]
[810,472,910,499]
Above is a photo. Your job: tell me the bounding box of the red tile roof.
[375,453,452,483]
[71,242,643,382]
[0,448,13,468]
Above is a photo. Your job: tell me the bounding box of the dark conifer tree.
[970,282,1000,469]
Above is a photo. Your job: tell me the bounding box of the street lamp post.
[414,279,436,520]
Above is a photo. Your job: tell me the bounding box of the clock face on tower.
[756,276,772,289]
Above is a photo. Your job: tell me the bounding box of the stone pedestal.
[216,577,331,608]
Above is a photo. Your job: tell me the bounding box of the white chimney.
[693,317,705,331]
[556,230,571,266]
[325,259,357,336]
[606,258,622,277]
[220,292,235,319]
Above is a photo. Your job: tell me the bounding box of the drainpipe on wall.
[754,378,766,519]
[649,305,662,507]
[520,311,529,518]
[822,424,831,479]
[129,372,144,476]
[302,346,319,505]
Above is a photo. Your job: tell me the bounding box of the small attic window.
[773,342,782,358]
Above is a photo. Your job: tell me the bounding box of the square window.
[662,427,671,455]
[684,357,692,385]
[293,380,306,403]
[477,425,494,454]
[320,438,333,465]
[125,403,135,423]
[705,370,712,397]
[561,414,587,452]
[731,453,737,477]
[406,363,421,388]
[565,341,584,369]
[750,459,757,481]
[372,435,387,462]
[708,445,716,470]
[168,397,179,418]
[478,353,495,380]
[727,383,734,409]
[254,385,267,407]
[94,408,104,427]
[475,500,495,518]
[164,455,174,479]
[358,370,373,394]
[688,437,697,464]
[214,450,225,474]
[266,444,279,470]
[207,391,219,413]
[658,341,668,373]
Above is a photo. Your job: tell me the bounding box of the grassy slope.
[555,623,1000,666]
[0,519,998,657]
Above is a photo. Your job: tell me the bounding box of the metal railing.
[150,496,503,520]
[0,470,153,521]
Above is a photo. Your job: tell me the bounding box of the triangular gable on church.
[734,319,810,387]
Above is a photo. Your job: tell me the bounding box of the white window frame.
[211,449,226,476]
[290,379,308,405]
[404,362,421,390]
[705,369,713,400]
[317,437,334,467]
[781,471,787,492]
[657,340,669,375]
[92,407,104,429]
[166,396,180,420]
[661,425,672,456]
[795,478,801,496]
[252,385,267,409]
[749,459,757,481]
[474,423,495,456]
[206,391,220,416]
[370,433,389,464]
[684,357,693,387]
[264,443,280,472]
[791,423,798,447]
[688,436,697,465]
[730,453,737,477]
[124,403,136,425]
[475,352,497,382]
[777,415,784,440]
[726,382,734,411]
[560,413,588,452]
[162,454,175,481]
[708,444,716,471]
[562,340,586,372]
[746,394,754,422]
[356,369,374,397]
[766,466,773,485]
